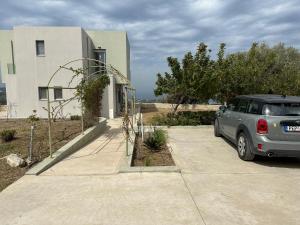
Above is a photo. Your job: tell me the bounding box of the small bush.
[0,129,17,142]
[144,157,151,166]
[70,115,81,120]
[27,114,39,122]
[150,111,216,126]
[145,129,167,150]
[27,110,39,123]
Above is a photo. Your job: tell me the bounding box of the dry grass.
[0,119,82,191]
[141,108,170,125]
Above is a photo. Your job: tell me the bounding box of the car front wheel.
[237,132,255,161]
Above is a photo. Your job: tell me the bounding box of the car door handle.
[237,118,242,121]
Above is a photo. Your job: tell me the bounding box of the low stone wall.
[26,118,107,175]
[141,103,221,111]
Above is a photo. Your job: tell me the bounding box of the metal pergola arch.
[46,58,136,158]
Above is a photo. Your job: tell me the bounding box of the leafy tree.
[215,43,300,102]
[155,42,300,108]
[154,43,215,113]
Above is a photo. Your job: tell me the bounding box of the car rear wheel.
[214,119,221,137]
[237,132,255,161]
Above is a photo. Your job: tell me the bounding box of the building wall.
[86,30,131,118]
[8,26,84,118]
[126,34,131,81]
[86,30,131,83]
[0,30,13,84]
[141,103,221,111]
[1,26,131,119]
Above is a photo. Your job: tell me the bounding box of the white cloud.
[0,0,299,98]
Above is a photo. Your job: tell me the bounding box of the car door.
[221,98,239,138]
[227,99,249,139]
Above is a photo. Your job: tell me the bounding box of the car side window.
[227,99,239,111]
[248,101,260,114]
[236,99,249,113]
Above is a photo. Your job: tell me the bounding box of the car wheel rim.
[238,136,246,156]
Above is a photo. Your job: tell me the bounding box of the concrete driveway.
[168,126,300,225]
[0,124,299,225]
[0,121,203,225]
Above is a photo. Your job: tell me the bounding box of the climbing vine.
[64,66,110,125]
[77,75,110,118]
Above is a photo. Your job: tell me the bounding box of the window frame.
[95,49,106,64]
[36,40,45,56]
[94,49,106,73]
[54,87,63,100]
[38,87,48,100]
[7,63,16,74]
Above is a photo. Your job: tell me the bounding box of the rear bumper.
[253,135,300,157]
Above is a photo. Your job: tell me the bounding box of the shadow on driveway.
[221,137,300,169]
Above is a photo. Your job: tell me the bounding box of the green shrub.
[27,115,39,122]
[70,115,81,120]
[144,157,151,166]
[27,110,39,123]
[145,129,167,150]
[0,129,17,142]
[151,111,216,126]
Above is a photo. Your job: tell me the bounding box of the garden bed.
[131,133,175,167]
[0,119,82,191]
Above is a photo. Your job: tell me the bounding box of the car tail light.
[257,119,268,134]
[257,144,263,151]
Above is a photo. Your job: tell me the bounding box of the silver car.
[214,95,300,161]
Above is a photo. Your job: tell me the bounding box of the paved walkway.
[43,119,125,176]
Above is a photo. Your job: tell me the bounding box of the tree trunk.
[172,96,185,114]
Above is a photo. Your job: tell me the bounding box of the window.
[262,103,300,116]
[248,101,260,114]
[38,87,48,100]
[236,99,249,113]
[7,64,16,74]
[227,98,239,111]
[97,49,106,64]
[36,40,45,56]
[54,87,63,100]
[94,49,106,72]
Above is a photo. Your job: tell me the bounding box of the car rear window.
[262,103,300,116]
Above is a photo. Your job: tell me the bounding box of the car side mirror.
[219,105,227,112]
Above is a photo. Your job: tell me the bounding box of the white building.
[0,26,131,119]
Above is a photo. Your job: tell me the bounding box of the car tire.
[237,132,255,161]
[214,119,221,137]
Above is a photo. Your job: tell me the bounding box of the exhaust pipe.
[267,152,274,157]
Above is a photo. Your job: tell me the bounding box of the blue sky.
[0,0,300,98]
